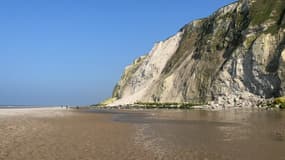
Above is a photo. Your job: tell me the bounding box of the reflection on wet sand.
[111,109,285,160]
[0,108,285,160]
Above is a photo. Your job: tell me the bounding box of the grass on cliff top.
[250,0,285,33]
[250,0,284,25]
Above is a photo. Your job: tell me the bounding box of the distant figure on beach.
[66,105,68,109]
[76,106,79,109]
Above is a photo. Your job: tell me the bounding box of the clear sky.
[0,0,236,106]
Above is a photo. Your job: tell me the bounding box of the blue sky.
[0,0,236,106]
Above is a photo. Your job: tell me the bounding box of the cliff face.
[110,0,285,106]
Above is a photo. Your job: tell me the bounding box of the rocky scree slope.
[110,0,285,108]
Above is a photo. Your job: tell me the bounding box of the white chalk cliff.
[110,0,285,108]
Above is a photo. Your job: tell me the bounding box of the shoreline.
[92,105,281,112]
[0,107,75,118]
[0,104,281,117]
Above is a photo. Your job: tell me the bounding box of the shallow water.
[94,109,285,160]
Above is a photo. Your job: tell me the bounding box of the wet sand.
[0,108,155,160]
[0,108,285,160]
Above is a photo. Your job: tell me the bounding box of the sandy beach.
[1,108,285,160]
[0,108,155,160]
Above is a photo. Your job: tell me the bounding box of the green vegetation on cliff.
[274,96,285,109]
[93,97,117,107]
[250,0,285,33]
[134,102,203,109]
[112,56,146,98]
